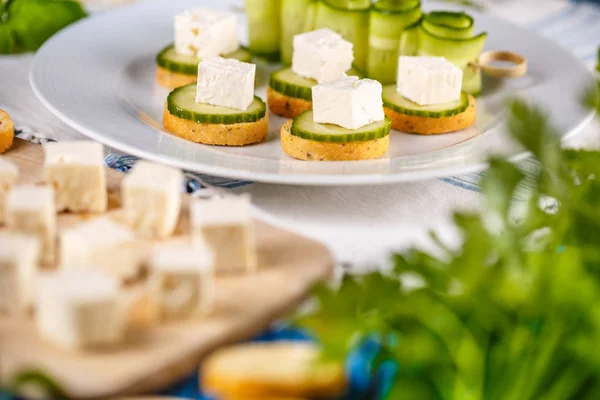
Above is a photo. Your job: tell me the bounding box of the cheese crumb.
[149,244,215,319]
[195,57,256,110]
[121,161,183,238]
[36,268,124,349]
[5,185,56,263]
[292,28,354,83]
[60,218,142,281]
[174,8,239,58]
[43,141,107,213]
[397,56,463,106]
[190,195,256,273]
[0,232,40,317]
[0,157,18,225]
[312,76,385,130]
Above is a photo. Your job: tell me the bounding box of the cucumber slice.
[280,0,314,65]
[269,67,363,100]
[382,85,469,117]
[156,45,253,75]
[303,0,319,31]
[167,84,266,124]
[314,0,370,72]
[291,111,391,143]
[399,20,420,57]
[421,11,474,39]
[367,0,422,84]
[417,11,487,95]
[245,0,281,61]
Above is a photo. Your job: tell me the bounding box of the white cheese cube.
[190,195,257,273]
[43,141,107,213]
[60,218,142,281]
[397,56,463,106]
[292,28,354,84]
[149,244,215,319]
[174,8,239,58]
[312,76,384,130]
[195,57,256,110]
[0,233,40,317]
[36,268,124,349]
[0,158,18,225]
[5,185,56,263]
[121,161,183,239]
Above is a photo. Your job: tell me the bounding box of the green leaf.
[6,370,69,400]
[7,0,86,51]
[0,23,15,53]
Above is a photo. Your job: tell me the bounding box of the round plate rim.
[29,1,597,186]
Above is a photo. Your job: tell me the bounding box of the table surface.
[2,0,599,270]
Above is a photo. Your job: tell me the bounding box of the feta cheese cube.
[175,8,239,58]
[190,195,257,273]
[0,158,18,225]
[0,233,40,317]
[36,268,124,349]
[397,56,463,106]
[60,218,142,281]
[5,185,56,263]
[292,28,354,84]
[312,76,385,130]
[149,244,215,319]
[195,57,256,110]
[43,141,107,213]
[121,161,183,239]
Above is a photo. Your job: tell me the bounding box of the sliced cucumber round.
[269,67,363,101]
[156,45,253,75]
[382,85,469,118]
[167,84,266,124]
[291,111,391,143]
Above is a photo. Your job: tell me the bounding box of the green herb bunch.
[297,60,600,399]
[0,0,86,53]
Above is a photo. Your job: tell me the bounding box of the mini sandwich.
[281,76,391,161]
[382,56,476,135]
[163,57,268,146]
[156,8,252,89]
[268,28,359,119]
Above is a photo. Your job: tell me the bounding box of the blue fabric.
[160,325,396,400]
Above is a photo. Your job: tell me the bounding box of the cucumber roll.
[280,0,315,65]
[245,0,281,61]
[367,0,422,84]
[417,11,487,95]
[313,0,370,72]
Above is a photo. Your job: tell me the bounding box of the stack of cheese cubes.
[0,141,257,351]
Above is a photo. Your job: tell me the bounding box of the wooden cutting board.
[0,139,334,399]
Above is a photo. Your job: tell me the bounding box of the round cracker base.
[267,87,312,119]
[0,109,15,154]
[384,94,477,135]
[163,104,269,146]
[201,342,346,399]
[280,120,389,161]
[156,66,197,89]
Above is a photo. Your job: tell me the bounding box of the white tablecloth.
[1,0,599,268]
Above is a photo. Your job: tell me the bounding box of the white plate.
[30,0,595,185]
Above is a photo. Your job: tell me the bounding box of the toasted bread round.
[0,109,15,154]
[384,94,477,135]
[280,120,389,161]
[267,87,312,119]
[163,104,268,146]
[156,66,197,89]
[202,342,346,399]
